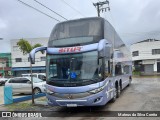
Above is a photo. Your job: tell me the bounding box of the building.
[0,53,12,77]
[131,39,160,75]
[11,37,49,76]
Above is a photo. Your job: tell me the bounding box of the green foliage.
[32,43,42,49]
[132,70,141,76]
[7,102,32,111]
[17,39,43,55]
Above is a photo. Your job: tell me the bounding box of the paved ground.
[0,86,3,104]
[1,77,160,119]
[0,85,29,105]
[43,76,160,119]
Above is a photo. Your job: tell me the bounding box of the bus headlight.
[88,81,109,94]
[46,88,54,95]
[89,85,105,94]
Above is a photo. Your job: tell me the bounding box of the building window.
[28,57,30,62]
[132,51,139,57]
[41,57,46,61]
[117,53,124,58]
[15,58,22,62]
[152,49,160,55]
[13,46,19,51]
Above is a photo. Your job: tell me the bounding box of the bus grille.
[52,92,90,99]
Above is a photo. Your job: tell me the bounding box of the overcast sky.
[1,0,160,53]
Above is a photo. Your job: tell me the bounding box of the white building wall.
[131,41,160,61]
[131,40,160,73]
[11,37,49,68]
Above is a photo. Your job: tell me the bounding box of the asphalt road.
[41,76,160,119]
[0,85,29,105]
[1,77,160,120]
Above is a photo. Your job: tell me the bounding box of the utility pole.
[93,0,110,17]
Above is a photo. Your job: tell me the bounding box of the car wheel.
[34,88,41,94]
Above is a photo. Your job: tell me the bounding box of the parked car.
[21,73,46,81]
[0,78,8,86]
[5,77,46,94]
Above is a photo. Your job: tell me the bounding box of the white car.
[5,77,46,94]
[0,78,8,86]
[21,73,46,81]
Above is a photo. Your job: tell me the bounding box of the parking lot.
[47,76,160,112]
[1,76,160,118]
[0,85,29,105]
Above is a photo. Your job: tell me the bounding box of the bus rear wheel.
[128,78,132,86]
[110,88,116,102]
[116,84,121,98]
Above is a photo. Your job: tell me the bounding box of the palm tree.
[17,38,44,104]
[17,38,43,55]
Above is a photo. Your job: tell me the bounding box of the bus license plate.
[67,104,77,107]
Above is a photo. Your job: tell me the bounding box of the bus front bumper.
[46,90,109,107]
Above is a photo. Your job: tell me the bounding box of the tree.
[17,38,43,104]
[17,38,43,55]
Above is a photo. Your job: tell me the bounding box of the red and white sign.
[59,46,82,53]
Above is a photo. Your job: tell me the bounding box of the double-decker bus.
[30,17,132,107]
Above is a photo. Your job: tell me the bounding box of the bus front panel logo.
[67,94,73,99]
[59,47,82,53]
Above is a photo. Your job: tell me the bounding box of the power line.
[33,0,68,20]
[61,0,86,17]
[17,0,60,22]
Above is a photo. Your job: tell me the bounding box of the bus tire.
[128,78,132,86]
[116,84,121,98]
[110,88,116,102]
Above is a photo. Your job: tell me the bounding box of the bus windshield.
[46,51,102,86]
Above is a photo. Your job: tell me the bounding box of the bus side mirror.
[29,47,47,64]
[98,39,111,58]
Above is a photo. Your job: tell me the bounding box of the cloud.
[1,0,160,52]
[0,19,7,29]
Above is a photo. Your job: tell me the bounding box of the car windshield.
[32,77,43,83]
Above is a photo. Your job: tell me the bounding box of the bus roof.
[48,17,126,51]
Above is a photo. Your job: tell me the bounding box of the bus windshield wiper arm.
[81,78,100,82]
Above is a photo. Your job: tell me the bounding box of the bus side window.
[115,64,122,75]
[124,65,129,74]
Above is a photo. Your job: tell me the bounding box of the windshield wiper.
[80,78,100,82]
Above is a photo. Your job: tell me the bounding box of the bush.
[132,70,141,75]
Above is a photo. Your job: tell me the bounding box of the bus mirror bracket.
[98,39,111,59]
[29,47,47,64]
[105,44,112,60]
